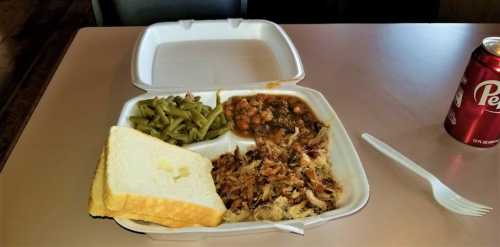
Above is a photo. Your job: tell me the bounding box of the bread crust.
[89,130,225,228]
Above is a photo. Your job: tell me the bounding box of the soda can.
[444,37,500,148]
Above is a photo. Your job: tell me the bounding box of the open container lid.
[132,19,305,92]
[120,19,370,240]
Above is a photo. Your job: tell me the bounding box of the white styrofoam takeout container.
[115,19,369,240]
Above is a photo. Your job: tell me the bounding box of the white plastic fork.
[362,133,492,216]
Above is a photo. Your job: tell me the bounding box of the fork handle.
[362,133,437,183]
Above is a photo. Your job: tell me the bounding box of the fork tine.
[442,186,493,210]
[454,195,493,210]
[451,199,491,214]
[467,210,487,216]
[439,199,486,216]
[456,202,491,213]
[439,191,491,216]
[447,196,492,213]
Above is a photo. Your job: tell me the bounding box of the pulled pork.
[212,126,341,222]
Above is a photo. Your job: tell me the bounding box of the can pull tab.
[178,19,195,30]
[228,18,243,28]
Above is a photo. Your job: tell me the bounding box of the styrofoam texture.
[114,86,370,240]
[131,19,305,92]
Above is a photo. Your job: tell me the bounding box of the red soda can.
[444,37,500,148]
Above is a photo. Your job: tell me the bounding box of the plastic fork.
[361,133,492,216]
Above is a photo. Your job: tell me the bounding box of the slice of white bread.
[89,126,226,227]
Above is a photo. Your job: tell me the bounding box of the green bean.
[164,131,190,143]
[180,102,199,110]
[165,96,175,103]
[149,128,161,138]
[203,105,212,111]
[136,123,150,133]
[174,96,183,105]
[160,128,170,141]
[173,124,185,133]
[206,126,229,139]
[151,123,164,130]
[138,98,154,106]
[166,138,177,145]
[131,91,228,145]
[211,114,223,129]
[163,137,174,143]
[167,115,174,125]
[129,116,149,126]
[151,97,160,106]
[139,105,155,118]
[197,104,223,139]
[213,91,224,127]
[161,126,185,140]
[201,105,210,117]
[195,104,202,113]
[189,109,207,127]
[220,112,227,125]
[137,123,160,137]
[151,114,160,122]
[160,103,191,119]
[189,128,198,141]
[168,117,184,132]
[185,121,195,130]
[150,115,165,129]
[216,90,221,106]
[153,105,169,125]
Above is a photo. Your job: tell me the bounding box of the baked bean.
[250,98,260,106]
[223,94,322,140]
[237,120,249,130]
[293,105,303,114]
[248,107,257,116]
[237,98,249,109]
[260,110,273,122]
[251,115,261,125]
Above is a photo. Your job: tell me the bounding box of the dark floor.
[0,0,94,171]
[0,0,31,96]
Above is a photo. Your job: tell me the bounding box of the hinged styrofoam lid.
[132,19,305,92]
